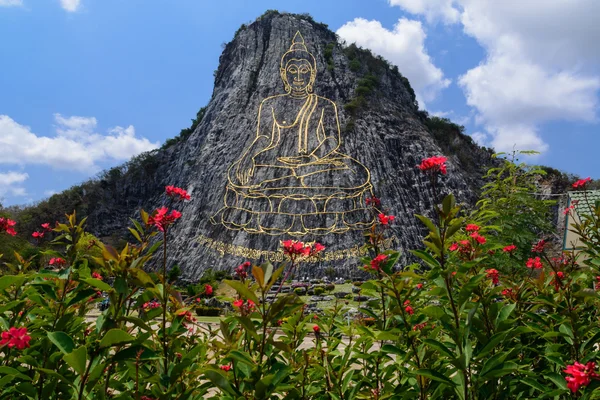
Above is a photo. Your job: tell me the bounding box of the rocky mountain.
[10,11,497,279]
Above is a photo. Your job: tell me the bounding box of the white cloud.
[0,0,23,7]
[0,171,28,198]
[0,114,159,172]
[388,0,459,24]
[388,0,600,152]
[59,0,81,12]
[44,190,58,197]
[470,131,487,146]
[336,18,450,107]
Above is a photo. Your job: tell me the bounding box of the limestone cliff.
[13,11,497,279]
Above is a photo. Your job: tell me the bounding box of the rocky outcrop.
[13,11,497,279]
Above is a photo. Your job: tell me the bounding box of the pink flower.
[147,207,182,232]
[41,223,52,231]
[0,327,31,350]
[526,257,543,269]
[485,269,499,285]
[564,362,598,393]
[165,185,191,201]
[416,283,423,290]
[377,213,395,225]
[220,365,231,372]
[502,244,517,253]
[417,156,448,175]
[313,325,320,333]
[233,299,244,308]
[92,272,102,280]
[449,243,459,251]
[204,284,213,296]
[313,243,326,254]
[572,177,592,189]
[0,218,17,236]
[550,271,565,291]
[31,231,44,239]
[465,224,480,232]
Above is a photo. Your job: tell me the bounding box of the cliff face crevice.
[12,11,497,279]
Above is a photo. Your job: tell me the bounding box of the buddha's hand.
[278,155,316,166]
[236,157,255,185]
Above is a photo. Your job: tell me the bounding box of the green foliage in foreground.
[0,156,599,399]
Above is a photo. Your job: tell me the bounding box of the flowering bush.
[1,166,599,399]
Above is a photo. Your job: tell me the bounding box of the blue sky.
[0,0,598,206]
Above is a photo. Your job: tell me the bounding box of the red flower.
[204,284,213,296]
[31,231,44,239]
[233,299,244,308]
[0,218,17,236]
[502,244,517,253]
[143,300,160,311]
[365,196,381,207]
[465,224,480,232]
[416,283,424,290]
[41,223,52,231]
[526,257,543,269]
[147,207,182,232]
[449,243,459,251]
[247,300,255,309]
[312,325,320,333]
[564,362,598,393]
[220,365,231,372]
[531,239,546,253]
[165,185,191,201]
[502,288,514,298]
[550,271,565,291]
[365,254,388,271]
[92,272,102,280]
[377,213,395,225]
[313,243,326,254]
[0,327,31,350]
[417,156,448,175]
[235,261,251,279]
[572,177,592,189]
[404,300,414,315]
[282,240,311,257]
[413,322,427,331]
[485,269,499,285]
[596,276,600,291]
[470,232,486,244]
[49,258,66,267]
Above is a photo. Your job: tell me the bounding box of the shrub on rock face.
[293,287,307,295]
[314,287,325,296]
[325,283,335,292]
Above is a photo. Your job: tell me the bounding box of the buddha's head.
[280,32,317,94]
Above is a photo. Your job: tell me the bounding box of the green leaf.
[204,369,241,397]
[63,346,87,376]
[520,377,546,392]
[47,331,75,354]
[0,366,32,381]
[415,214,440,235]
[442,194,456,216]
[223,280,259,304]
[544,372,568,391]
[416,369,456,386]
[228,350,255,366]
[423,339,454,358]
[112,345,159,362]
[495,304,516,328]
[458,274,485,309]
[252,266,265,289]
[128,227,142,242]
[0,275,26,291]
[99,329,135,349]
[82,278,112,292]
[410,250,441,269]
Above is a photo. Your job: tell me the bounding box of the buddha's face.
[283,59,314,92]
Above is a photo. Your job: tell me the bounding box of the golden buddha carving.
[211,32,375,236]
